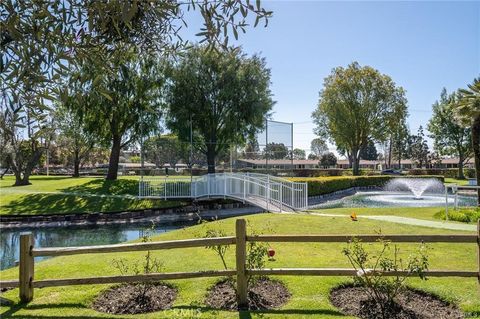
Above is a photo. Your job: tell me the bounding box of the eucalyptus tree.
[292,148,306,160]
[455,78,480,204]
[312,62,408,175]
[264,143,288,160]
[1,0,272,183]
[428,88,472,179]
[165,46,274,173]
[144,134,189,169]
[310,138,328,158]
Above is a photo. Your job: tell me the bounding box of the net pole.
[190,114,193,192]
[291,122,294,176]
[265,118,269,174]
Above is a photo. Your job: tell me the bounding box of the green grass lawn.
[1,213,479,319]
[308,206,475,223]
[444,178,471,186]
[0,176,186,215]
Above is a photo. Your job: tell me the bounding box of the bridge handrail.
[138,172,308,211]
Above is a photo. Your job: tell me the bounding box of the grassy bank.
[0,176,186,215]
[0,213,478,318]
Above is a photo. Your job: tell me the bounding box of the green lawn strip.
[1,213,478,318]
[308,206,480,225]
[0,176,186,215]
[444,178,471,186]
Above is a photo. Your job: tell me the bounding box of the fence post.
[19,233,34,303]
[235,219,248,308]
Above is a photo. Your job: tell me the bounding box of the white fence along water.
[138,173,308,212]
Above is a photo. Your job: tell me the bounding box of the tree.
[312,62,407,175]
[320,152,337,168]
[243,139,261,159]
[310,138,328,158]
[292,148,306,160]
[1,99,55,185]
[307,153,319,160]
[54,103,95,178]
[428,88,472,179]
[391,121,410,168]
[2,0,273,99]
[71,53,163,180]
[264,143,289,160]
[144,135,189,169]
[359,139,378,160]
[455,78,480,205]
[408,126,430,168]
[166,46,274,173]
[1,0,272,183]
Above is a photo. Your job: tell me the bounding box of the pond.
[0,222,192,270]
[313,191,478,209]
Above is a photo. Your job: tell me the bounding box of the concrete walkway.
[305,212,477,231]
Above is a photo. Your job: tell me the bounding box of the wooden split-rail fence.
[1,219,479,307]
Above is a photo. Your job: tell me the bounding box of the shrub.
[289,175,444,196]
[342,238,429,319]
[434,208,480,223]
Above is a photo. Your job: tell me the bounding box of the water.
[0,222,190,270]
[314,191,477,209]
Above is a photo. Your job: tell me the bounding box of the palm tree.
[456,78,480,205]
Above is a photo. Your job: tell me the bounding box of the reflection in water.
[0,223,185,270]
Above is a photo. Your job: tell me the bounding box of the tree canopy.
[68,52,164,180]
[1,0,272,184]
[428,88,472,179]
[455,78,480,205]
[312,62,407,175]
[165,46,274,173]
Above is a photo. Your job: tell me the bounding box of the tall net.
[235,120,294,171]
[139,119,294,175]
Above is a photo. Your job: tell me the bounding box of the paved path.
[305,212,477,231]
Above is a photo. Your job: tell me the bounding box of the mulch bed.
[330,285,464,319]
[92,282,177,315]
[205,277,290,310]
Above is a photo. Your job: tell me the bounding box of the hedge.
[407,168,475,179]
[289,175,445,196]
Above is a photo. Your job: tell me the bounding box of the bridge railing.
[138,173,308,211]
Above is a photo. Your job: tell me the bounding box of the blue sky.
[183,1,480,155]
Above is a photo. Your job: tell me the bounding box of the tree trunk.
[457,154,465,180]
[13,172,29,186]
[0,161,10,179]
[388,138,392,169]
[472,115,480,206]
[352,150,360,176]
[206,144,216,174]
[73,149,80,178]
[106,135,122,180]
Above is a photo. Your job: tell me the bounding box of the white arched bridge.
[138,173,308,212]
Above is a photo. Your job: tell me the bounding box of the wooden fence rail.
[0,219,478,307]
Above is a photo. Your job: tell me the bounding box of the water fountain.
[313,178,477,209]
[354,178,454,207]
[384,178,445,198]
